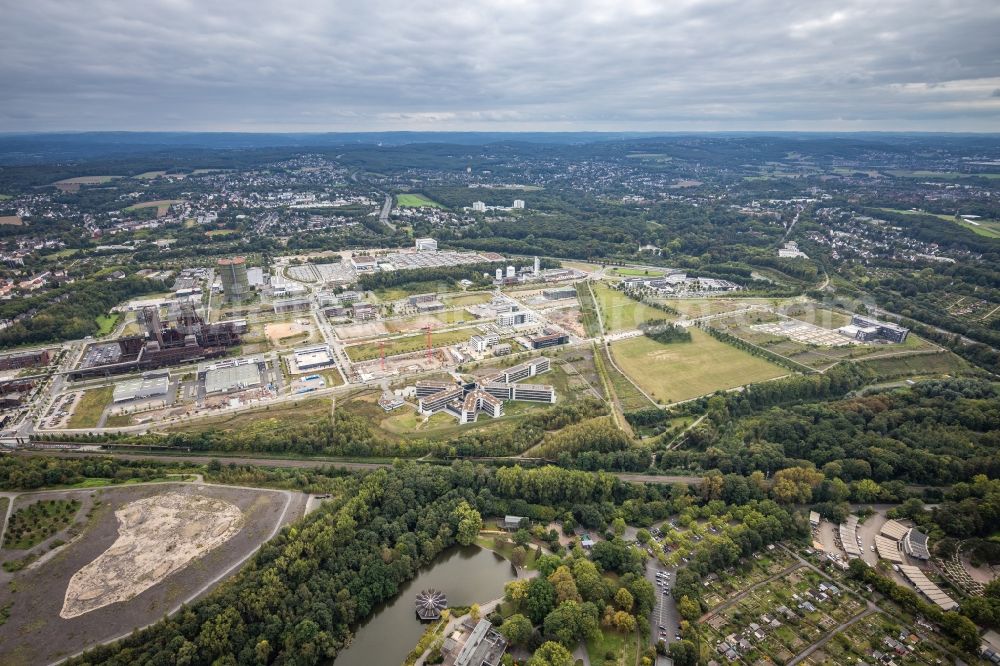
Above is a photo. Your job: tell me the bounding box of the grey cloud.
[0,0,998,131]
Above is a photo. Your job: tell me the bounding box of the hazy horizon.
[2,0,999,133]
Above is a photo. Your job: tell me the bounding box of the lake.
[334,545,517,666]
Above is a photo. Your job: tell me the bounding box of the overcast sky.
[1,0,999,132]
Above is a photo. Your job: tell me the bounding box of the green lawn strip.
[95,313,121,336]
[592,282,663,332]
[67,386,113,428]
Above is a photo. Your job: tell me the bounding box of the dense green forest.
[660,378,1000,489]
[63,462,803,666]
[0,275,166,346]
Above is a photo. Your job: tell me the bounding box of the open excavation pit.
[60,492,243,619]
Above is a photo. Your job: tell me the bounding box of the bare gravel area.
[0,483,303,666]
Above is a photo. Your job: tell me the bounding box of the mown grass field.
[443,292,491,307]
[346,327,473,362]
[592,282,665,332]
[395,193,444,208]
[611,328,787,404]
[68,386,113,428]
[95,313,120,336]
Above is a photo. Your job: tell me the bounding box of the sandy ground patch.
[335,321,388,340]
[0,215,23,226]
[546,307,585,337]
[61,492,243,619]
[265,321,309,344]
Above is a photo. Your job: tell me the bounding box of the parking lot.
[640,523,681,650]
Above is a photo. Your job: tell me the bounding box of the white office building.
[513,199,525,209]
[415,237,438,252]
[472,201,487,212]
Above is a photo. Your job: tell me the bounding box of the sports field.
[592,282,667,332]
[395,193,444,208]
[610,328,787,404]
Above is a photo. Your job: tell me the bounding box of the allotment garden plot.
[702,566,865,664]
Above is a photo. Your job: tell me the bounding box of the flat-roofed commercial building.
[502,356,550,383]
[542,287,576,300]
[415,237,438,252]
[352,303,378,320]
[112,373,170,403]
[416,380,455,397]
[850,314,910,343]
[459,390,504,424]
[293,345,334,371]
[529,331,569,350]
[273,297,311,314]
[203,357,263,394]
[418,386,464,413]
[482,382,514,401]
[470,332,500,352]
[512,383,556,403]
[496,310,533,327]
